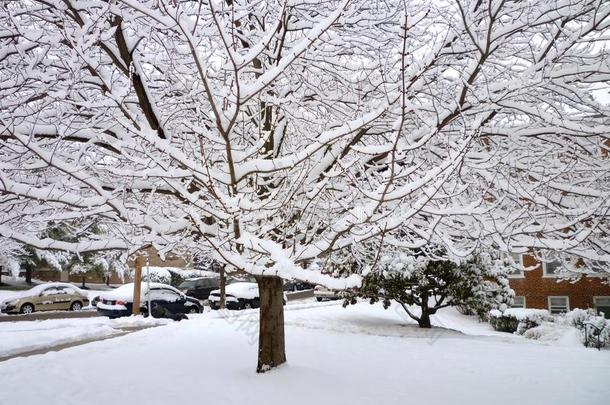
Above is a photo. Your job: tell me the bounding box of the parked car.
[0,283,89,314]
[283,280,316,292]
[178,276,220,300]
[90,295,101,308]
[96,282,202,318]
[313,285,341,301]
[209,281,287,310]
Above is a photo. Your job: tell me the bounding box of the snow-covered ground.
[1,302,608,405]
[0,316,171,358]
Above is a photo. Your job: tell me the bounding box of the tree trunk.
[25,267,32,284]
[418,312,432,328]
[219,265,226,309]
[256,276,286,373]
[81,276,86,288]
[418,296,432,328]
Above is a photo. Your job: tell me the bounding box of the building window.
[543,260,562,277]
[506,253,524,278]
[594,297,610,319]
[512,296,526,308]
[548,296,569,314]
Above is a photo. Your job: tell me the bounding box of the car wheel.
[316,297,323,302]
[70,301,82,311]
[20,303,34,314]
[243,300,252,310]
[188,306,199,314]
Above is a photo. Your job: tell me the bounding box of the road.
[0,310,100,322]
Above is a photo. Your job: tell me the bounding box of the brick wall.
[508,254,610,310]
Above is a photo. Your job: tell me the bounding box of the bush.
[561,309,609,349]
[489,310,520,333]
[139,267,172,284]
[489,308,552,334]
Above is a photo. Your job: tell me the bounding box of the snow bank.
[522,322,584,348]
[0,316,170,358]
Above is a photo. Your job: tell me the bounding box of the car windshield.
[179,280,200,289]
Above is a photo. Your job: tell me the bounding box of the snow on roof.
[210,282,258,299]
[100,282,181,301]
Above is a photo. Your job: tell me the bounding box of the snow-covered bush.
[559,309,609,349]
[564,308,596,329]
[138,267,219,287]
[522,323,585,348]
[489,308,552,334]
[140,267,173,285]
[489,310,520,333]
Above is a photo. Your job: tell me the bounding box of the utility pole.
[132,255,143,315]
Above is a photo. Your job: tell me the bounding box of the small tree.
[0,239,25,285]
[346,252,514,328]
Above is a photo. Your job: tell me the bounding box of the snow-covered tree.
[0,238,26,284]
[345,250,514,327]
[1,0,609,371]
[17,222,128,286]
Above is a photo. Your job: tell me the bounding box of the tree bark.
[417,312,432,328]
[25,267,32,284]
[219,265,226,310]
[256,276,286,373]
[418,295,432,328]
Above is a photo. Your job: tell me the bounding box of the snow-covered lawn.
[0,316,171,358]
[1,302,608,405]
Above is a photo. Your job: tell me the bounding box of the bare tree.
[1,0,609,371]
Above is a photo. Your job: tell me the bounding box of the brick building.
[508,253,610,317]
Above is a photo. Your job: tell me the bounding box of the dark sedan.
[97,282,202,318]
